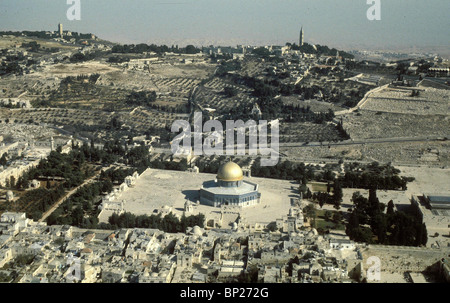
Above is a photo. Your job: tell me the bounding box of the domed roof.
[192,225,203,236]
[217,161,243,182]
[6,191,14,200]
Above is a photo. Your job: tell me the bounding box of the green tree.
[71,206,83,226]
[333,179,343,210]
[0,153,7,166]
[252,47,271,58]
[368,188,382,217]
[332,212,342,224]
[224,86,238,98]
[386,200,395,216]
[417,223,427,246]
[351,227,374,243]
[31,210,42,221]
[303,204,317,228]
[185,45,199,54]
[324,211,332,221]
[103,180,114,193]
[299,182,308,197]
[371,213,387,243]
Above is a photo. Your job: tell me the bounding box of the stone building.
[199,161,261,208]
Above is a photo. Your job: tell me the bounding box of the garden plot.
[280,122,345,143]
[43,62,120,77]
[281,96,345,112]
[240,60,265,77]
[193,87,229,112]
[0,122,58,141]
[0,74,53,99]
[280,140,450,166]
[96,70,159,91]
[360,87,450,115]
[204,78,225,91]
[148,63,215,79]
[123,107,181,131]
[2,108,112,127]
[360,141,449,165]
[43,81,129,110]
[204,78,252,94]
[152,77,201,95]
[194,83,256,113]
[343,111,450,140]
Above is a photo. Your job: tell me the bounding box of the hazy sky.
[0,0,449,50]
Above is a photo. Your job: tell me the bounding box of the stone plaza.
[98,165,301,229]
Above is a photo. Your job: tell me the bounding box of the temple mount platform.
[98,164,302,229]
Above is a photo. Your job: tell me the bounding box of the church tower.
[299,26,304,47]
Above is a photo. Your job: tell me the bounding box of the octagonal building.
[199,161,260,208]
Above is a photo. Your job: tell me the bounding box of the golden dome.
[217,161,243,182]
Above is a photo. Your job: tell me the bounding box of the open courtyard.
[98,168,301,228]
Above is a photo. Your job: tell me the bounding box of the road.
[160,135,447,154]
[38,169,102,223]
[279,135,448,148]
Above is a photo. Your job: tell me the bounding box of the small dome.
[192,225,202,236]
[6,191,14,201]
[217,161,243,182]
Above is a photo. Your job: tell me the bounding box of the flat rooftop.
[425,194,450,202]
[424,193,450,210]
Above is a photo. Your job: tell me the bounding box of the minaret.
[58,23,63,38]
[299,26,304,47]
